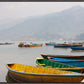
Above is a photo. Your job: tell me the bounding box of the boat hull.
[48,57,84,67]
[61,61,84,67]
[28,44,42,47]
[45,42,56,46]
[41,54,84,60]
[54,44,82,48]
[8,70,84,83]
[71,47,84,50]
[18,44,42,47]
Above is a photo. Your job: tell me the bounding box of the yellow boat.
[6,63,84,83]
[18,43,42,47]
[28,44,42,47]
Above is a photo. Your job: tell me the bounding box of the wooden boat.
[54,43,82,48]
[28,44,42,47]
[6,63,84,83]
[71,47,84,50]
[45,42,56,46]
[41,54,84,60]
[36,58,84,73]
[18,43,42,47]
[48,57,84,67]
[18,43,29,47]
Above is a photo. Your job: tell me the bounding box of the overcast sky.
[0,2,84,20]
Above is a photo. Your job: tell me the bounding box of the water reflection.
[71,50,84,52]
[6,71,18,83]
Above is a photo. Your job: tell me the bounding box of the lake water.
[0,40,84,82]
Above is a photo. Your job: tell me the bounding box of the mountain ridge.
[0,6,84,41]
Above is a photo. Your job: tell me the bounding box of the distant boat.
[6,63,84,83]
[0,42,14,45]
[45,42,56,46]
[48,57,84,67]
[18,43,29,47]
[41,54,84,60]
[54,43,82,48]
[18,43,42,47]
[71,46,84,50]
[28,44,42,47]
[36,58,84,73]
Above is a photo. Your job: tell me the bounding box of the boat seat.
[63,65,68,68]
[65,65,70,68]
[50,62,53,66]
[50,63,54,68]
[39,64,45,65]
[53,63,59,68]
[58,64,61,68]
[59,64,63,68]
[61,64,64,68]
[47,61,52,66]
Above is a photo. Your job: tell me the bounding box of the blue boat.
[54,44,82,48]
[45,42,56,46]
[71,47,84,50]
[48,57,84,67]
[54,44,71,48]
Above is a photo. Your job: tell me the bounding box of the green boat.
[35,58,84,73]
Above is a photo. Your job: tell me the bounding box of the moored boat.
[6,63,84,83]
[71,46,84,50]
[45,42,56,46]
[54,43,82,48]
[48,57,84,67]
[18,43,29,47]
[18,43,42,47]
[41,54,84,60]
[36,58,84,73]
[28,44,42,47]
[0,42,14,45]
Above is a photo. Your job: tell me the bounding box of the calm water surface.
[0,40,84,82]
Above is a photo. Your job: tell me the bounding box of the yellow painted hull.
[6,63,84,83]
[8,70,84,83]
[18,44,42,47]
[28,44,42,47]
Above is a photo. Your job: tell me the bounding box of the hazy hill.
[75,33,84,40]
[0,18,27,31]
[0,6,84,40]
